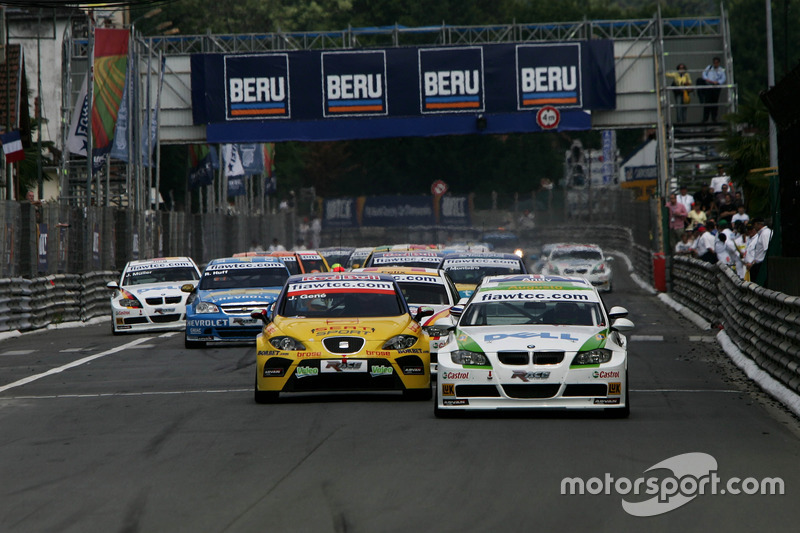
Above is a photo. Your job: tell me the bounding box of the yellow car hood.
[271,315,421,344]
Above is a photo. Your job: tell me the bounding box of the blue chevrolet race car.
[183,256,290,348]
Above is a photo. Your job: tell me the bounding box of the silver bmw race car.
[435,275,634,417]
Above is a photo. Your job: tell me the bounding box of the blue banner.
[438,195,472,226]
[228,175,246,197]
[192,40,615,142]
[323,197,359,228]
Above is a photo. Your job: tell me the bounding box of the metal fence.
[1,201,296,278]
[671,255,800,396]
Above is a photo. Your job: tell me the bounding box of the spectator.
[693,184,714,213]
[268,237,286,252]
[24,190,43,223]
[687,202,707,230]
[293,238,307,251]
[745,217,772,285]
[696,56,726,123]
[665,63,693,123]
[732,191,744,210]
[518,209,535,231]
[710,165,730,193]
[714,183,731,205]
[676,185,694,213]
[694,224,716,263]
[310,215,322,249]
[731,204,749,226]
[666,193,688,251]
[674,230,695,256]
[718,193,736,225]
[248,240,265,252]
[298,217,310,246]
[718,220,744,277]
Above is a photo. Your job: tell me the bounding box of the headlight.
[383,335,418,350]
[591,263,606,274]
[423,325,450,337]
[118,289,142,308]
[196,301,220,314]
[571,348,613,366]
[451,350,489,366]
[269,336,306,351]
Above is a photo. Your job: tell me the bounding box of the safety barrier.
[0,271,117,333]
[671,255,800,396]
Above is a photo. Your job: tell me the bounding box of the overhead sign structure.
[191,40,616,143]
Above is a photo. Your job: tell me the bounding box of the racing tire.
[184,335,206,349]
[403,386,433,401]
[605,378,630,418]
[254,381,280,404]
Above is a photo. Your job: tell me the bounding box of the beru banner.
[191,40,615,142]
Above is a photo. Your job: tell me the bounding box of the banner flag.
[66,75,89,156]
[91,28,130,155]
[188,144,218,189]
[0,130,25,163]
[222,144,245,177]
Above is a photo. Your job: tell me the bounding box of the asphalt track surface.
[1,265,799,533]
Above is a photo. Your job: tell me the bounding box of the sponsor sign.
[287,280,395,295]
[187,319,227,327]
[442,371,469,380]
[511,370,551,382]
[593,398,620,405]
[263,367,286,377]
[370,365,394,377]
[401,366,425,375]
[225,54,289,120]
[207,261,284,271]
[516,43,581,109]
[321,359,367,373]
[295,366,319,378]
[441,383,455,396]
[592,370,620,379]
[484,332,579,342]
[322,51,387,117]
[192,40,614,142]
[608,382,622,395]
[478,290,595,302]
[419,47,484,113]
[443,399,469,406]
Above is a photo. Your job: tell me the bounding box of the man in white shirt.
[694,224,717,263]
[745,217,772,285]
[731,204,749,226]
[697,56,726,123]
[676,185,694,213]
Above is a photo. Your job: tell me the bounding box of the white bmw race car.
[108,257,201,334]
[435,275,634,417]
[542,243,614,292]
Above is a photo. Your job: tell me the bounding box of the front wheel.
[254,379,279,404]
[184,335,206,349]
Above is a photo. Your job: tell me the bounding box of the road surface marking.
[0,338,151,393]
[630,335,664,342]
[1,350,35,356]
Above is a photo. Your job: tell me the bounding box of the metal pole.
[86,16,94,207]
[766,0,778,168]
[36,9,43,199]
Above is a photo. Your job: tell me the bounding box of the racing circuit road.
[1,264,799,532]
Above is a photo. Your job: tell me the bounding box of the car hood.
[197,288,282,305]
[452,324,610,353]
[552,259,602,270]
[125,283,187,296]
[272,315,419,342]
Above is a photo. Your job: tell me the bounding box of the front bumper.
[436,357,626,411]
[185,315,263,343]
[111,303,187,333]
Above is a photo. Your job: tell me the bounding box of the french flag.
[0,130,24,163]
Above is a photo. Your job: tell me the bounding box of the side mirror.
[414,306,435,322]
[607,306,628,320]
[611,317,635,332]
[180,283,196,293]
[106,281,119,290]
[449,305,465,318]
[606,256,615,262]
[250,308,272,324]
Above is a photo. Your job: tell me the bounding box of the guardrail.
[671,255,800,396]
[0,271,117,334]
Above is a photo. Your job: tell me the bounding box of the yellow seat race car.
[251,272,434,403]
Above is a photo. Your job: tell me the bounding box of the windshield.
[444,265,523,285]
[123,267,199,286]
[551,250,603,261]
[299,258,328,273]
[199,267,289,290]
[278,258,302,275]
[280,290,404,318]
[460,300,604,327]
[397,282,450,305]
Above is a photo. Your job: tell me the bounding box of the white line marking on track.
[0,337,151,393]
[1,350,36,356]
[60,348,92,353]
[689,336,717,343]
[1,389,251,399]
[159,332,179,338]
[630,335,664,342]
[632,389,740,393]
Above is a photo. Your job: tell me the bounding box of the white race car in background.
[108,257,201,334]
[541,243,614,292]
[435,275,634,417]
